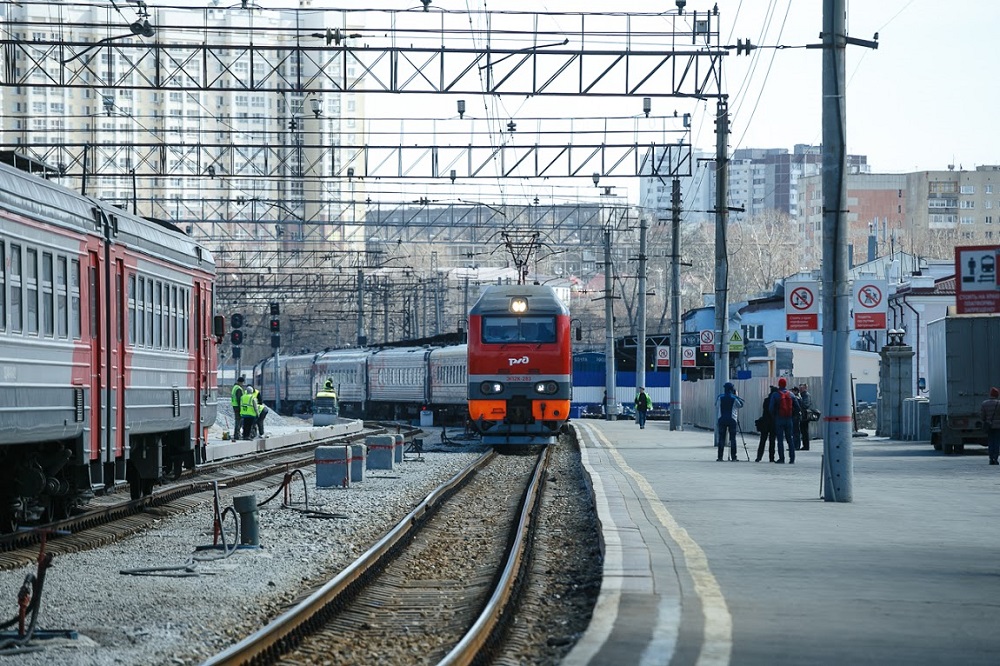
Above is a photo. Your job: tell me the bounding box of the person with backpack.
[634,387,652,429]
[715,382,745,461]
[769,377,800,464]
[755,386,778,462]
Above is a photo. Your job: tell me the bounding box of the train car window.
[170,286,178,349]
[127,274,136,345]
[42,252,53,337]
[146,278,153,348]
[88,265,97,340]
[137,276,146,346]
[482,315,557,344]
[10,244,22,333]
[183,289,189,350]
[26,248,38,335]
[115,264,123,343]
[57,256,68,338]
[0,241,6,332]
[70,259,81,339]
[153,281,162,349]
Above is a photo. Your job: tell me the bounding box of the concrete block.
[316,445,352,488]
[366,434,396,470]
[393,434,404,464]
[350,443,366,483]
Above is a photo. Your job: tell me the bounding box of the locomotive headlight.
[480,381,504,395]
[534,381,558,395]
[509,297,528,314]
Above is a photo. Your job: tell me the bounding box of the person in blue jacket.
[716,382,745,461]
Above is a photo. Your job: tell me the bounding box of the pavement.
[564,418,1000,666]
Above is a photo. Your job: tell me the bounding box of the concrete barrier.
[393,434,404,464]
[350,443,366,483]
[316,445,352,488]
[366,434,396,470]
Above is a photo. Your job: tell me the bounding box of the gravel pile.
[0,433,485,666]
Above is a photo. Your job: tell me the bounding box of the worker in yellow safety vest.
[230,376,246,440]
[239,386,259,440]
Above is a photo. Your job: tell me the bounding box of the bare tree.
[727,211,804,301]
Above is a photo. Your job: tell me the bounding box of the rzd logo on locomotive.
[508,356,529,366]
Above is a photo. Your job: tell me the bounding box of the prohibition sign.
[682,347,696,361]
[657,347,669,360]
[858,284,882,308]
[790,287,814,310]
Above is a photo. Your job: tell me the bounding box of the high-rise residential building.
[0,2,366,249]
[639,143,869,227]
[796,166,1000,269]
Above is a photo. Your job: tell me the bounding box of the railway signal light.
[270,302,280,316]
[230,330,244,346]
[231,313,244,329]
[271,333,281,349]
[269,318,280,333]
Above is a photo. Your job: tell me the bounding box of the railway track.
[202,446,551,666]
[0,425,396,570]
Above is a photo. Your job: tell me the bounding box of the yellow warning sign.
[728,330,744,352]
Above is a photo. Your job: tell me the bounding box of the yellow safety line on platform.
[583,422,733,666]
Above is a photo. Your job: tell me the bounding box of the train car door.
[113,258,126,478]
[193,281,206,457]
[86,249,110,486]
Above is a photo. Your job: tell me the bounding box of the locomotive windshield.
[482,315,557,344]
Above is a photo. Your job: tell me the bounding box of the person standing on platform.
[798,383,814,451]
[716,382,745,461]
[981,387,1000,465]
[240,386,259,440]
[231,376,246,440]
[635,387,652,429]
[756,386,778,462]
[790,386,803,451]
[770,378,799,464]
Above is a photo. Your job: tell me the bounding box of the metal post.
[273,346,280,413]
[822,0,853,502]
[714,99,731,433]
[604,227,617,421]
[636,211,648,396]
[356,266,366,347]
[670,178,683,430]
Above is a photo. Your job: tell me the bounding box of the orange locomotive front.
[467,284,572,446]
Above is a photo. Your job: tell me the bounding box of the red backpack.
[777,390,795,418]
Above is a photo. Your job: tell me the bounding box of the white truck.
[927,314,1000,454]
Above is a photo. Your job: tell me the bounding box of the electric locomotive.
[467,284,572,446]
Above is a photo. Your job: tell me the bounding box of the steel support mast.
[713,99,731,436]
[636,213,648,396]
[670,178,683,430]
[822,0,853,501]
[604,227,617,421]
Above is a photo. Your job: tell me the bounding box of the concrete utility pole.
[636,212,648,395]
[670,178,683,430]
[713,98,731,435]
[822,0,854,501]
[604,226,617,421]
[356,266,366,347]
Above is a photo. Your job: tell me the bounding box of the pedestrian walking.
[756,386,778,462]
[981,387,1000,465]
[798,383,814,451]
[635,387,652,429]
[769,378,799,464]
[716,382,745,461]
[230,376,246,440]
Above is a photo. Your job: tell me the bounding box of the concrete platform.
[202,418,364,463]
[566,418,1000,666]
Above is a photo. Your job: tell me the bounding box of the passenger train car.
[467,284,572,445]
[253,344,469,424]
[0,161,219,530]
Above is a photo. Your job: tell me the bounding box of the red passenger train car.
[467,284,572,446]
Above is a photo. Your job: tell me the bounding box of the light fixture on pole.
[310,97,322,118]
[457,100,466,119]
[643,97,651,117]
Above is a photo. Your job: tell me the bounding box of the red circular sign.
[790,287,814,310]
[858,284,882,308]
